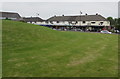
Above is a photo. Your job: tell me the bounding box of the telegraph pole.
[36,13,39,17]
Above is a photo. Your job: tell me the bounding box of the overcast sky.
[0,0,119,2]
[1,2,118,19]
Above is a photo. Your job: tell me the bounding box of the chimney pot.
[96,13,98,15]
[85,13,88,15]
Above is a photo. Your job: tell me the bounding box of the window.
[50,21,53,24]
[57,21,59,23]
[45,21,48,23]
[91,22,96,24]
[69,21,72,24]
[83,21,86,23]
[100,22,103,25]
[76,21,78,23]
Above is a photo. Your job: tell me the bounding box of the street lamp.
[36,13,39,23]
[80,11,82,26]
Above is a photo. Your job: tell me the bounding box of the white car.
[114,30,119,33]
[101,30,112,34]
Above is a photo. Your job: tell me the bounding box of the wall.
[36,20,110,26]
[0,17,17,20]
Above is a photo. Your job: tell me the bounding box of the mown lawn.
[0,20,2,78]
[2,20,118,77]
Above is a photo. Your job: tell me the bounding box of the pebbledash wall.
[33,14,110,27]
[36,20,110,26]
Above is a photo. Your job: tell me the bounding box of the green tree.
[116,18,120,30]
[107,17,115,26]
[107,17,120,30]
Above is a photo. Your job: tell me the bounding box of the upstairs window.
[69,21,72,24]
[45,21,48,23]
[76,21,78,23]
[50,21,53,24]
[83,21,86,23]
[57,21,59,23]
[100,22,103,25]
[91,22,96,24]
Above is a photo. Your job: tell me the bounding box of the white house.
[0,12,22,20]
[23,17,44,24]
[44,14,110,26]
[37,14,110,31]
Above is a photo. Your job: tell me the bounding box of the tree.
[116,18,120,30]
[107,17,120,30]
[107,17,115,26]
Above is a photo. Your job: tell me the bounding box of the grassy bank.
[2,20,118,77]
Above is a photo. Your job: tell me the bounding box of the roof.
[23,17,44,22]
[47,15,108,21]
[0,12,21,18]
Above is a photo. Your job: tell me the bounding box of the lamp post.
[36,13,39,23]
[80,11,82,26]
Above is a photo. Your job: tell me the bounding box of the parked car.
[71,29,77,31]
[77,29,83,31]
[57,29,62,31]
[101,30,112,34]
[114,30,119,33]
[52,28,56,30]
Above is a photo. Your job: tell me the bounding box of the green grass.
[0,20,2,78]
[2,20,118,77]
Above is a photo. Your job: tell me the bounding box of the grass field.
[0,20,2,78]
[2,20,118,77]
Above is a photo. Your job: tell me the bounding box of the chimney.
[85,13,88,15]
[96,13,98,15]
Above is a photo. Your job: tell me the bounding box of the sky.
[118,1,120,18]
[0,0,120,2]
[0,2,119,20]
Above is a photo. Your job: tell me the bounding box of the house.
[23,17,44,24]
[40,14,110,32]
[0,12,22,21]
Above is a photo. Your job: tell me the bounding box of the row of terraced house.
[0,11,112,32]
